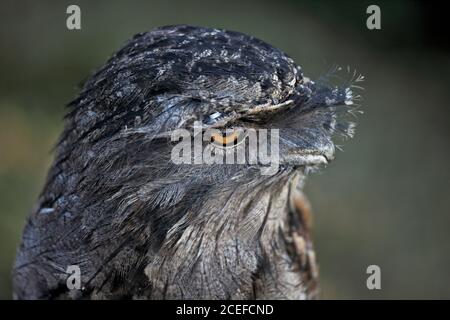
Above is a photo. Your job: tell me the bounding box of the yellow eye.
[210,129,246,148]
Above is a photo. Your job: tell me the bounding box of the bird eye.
[210,128,247,148]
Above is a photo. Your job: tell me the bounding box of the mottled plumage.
[13,25,361,299]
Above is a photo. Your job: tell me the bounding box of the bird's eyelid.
[243,99,295,115]
[202,100,295,129]
[209,112,222,120]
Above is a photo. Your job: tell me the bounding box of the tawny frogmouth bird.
[13,25,360,299]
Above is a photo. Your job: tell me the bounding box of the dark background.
[0,0,449,299]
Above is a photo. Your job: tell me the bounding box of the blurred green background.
[1,0,449,299]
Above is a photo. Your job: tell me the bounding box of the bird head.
[52,24,363,236]
[64,25,360,183]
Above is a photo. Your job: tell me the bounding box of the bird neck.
[143,169,307,298]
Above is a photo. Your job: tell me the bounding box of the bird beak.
[281,152,329,166]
